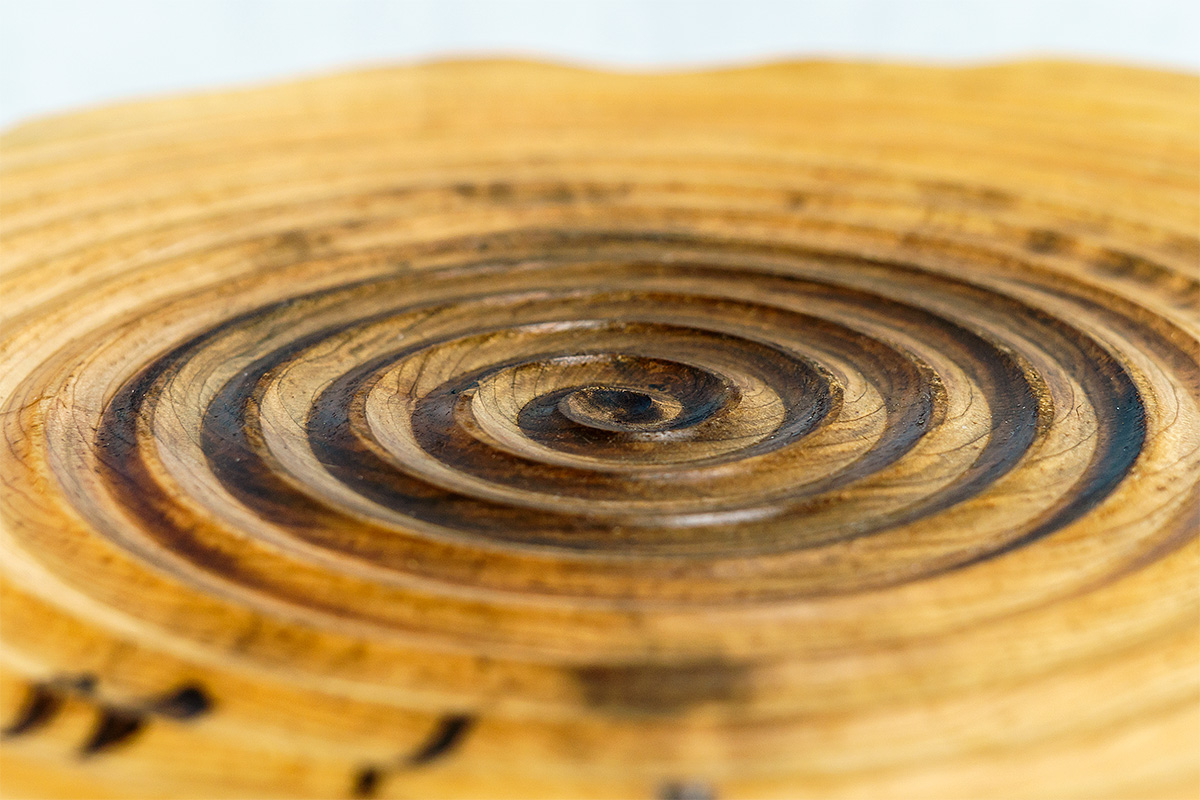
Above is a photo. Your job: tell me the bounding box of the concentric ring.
[1,60,1197,799]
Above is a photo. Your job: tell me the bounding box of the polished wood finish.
[1,60,1198,799]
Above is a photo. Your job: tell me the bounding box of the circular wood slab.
[1,60,1198,799]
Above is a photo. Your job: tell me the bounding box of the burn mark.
[2,684,63,739]
[351,766,382,798]
[345,715,476,797]
[80,708,144,757]
[4,677,213,757]
[152,684,213,720]
[574,658,752,715]
[405,714,475,766]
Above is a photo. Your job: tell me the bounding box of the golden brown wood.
[1,60,1198,799]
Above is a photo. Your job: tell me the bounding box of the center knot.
[558,386,682,432]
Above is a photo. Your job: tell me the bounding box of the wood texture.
[0,60,1198,799]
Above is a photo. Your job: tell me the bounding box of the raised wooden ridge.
[1,59,1198,799]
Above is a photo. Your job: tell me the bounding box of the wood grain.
[1,60,1197,799]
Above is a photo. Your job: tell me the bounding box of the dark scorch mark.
[2,684,63,739]
[152,684,213,720]
[2,674,99,740]
[80,708,145,757]
[405,714,475,766]
[352,766,382,799]
[349,714,477,797]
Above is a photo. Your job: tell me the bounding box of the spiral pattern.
[1,61,1198,798]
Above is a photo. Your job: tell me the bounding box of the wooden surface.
[0,60,1197,799]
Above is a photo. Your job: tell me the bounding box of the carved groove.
[1,60,1197,798]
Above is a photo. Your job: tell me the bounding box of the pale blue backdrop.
[2,0,1197,129]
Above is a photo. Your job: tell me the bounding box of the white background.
[2,0,1198,130]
